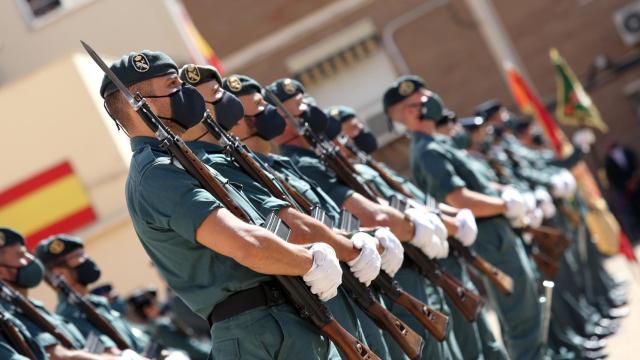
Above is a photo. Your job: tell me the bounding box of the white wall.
[0,0,192,84]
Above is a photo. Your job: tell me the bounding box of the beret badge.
[228,75,243,92]
[398,81,415,96]
[184,65,201,84]
[132,53,150,73]
[283,79,296,95]
[49,239,65,254]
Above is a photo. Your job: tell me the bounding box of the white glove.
[501,186,527,220]
[534,187,556,219]
[119,349,145,360]
[303,243,343,301]
[374,227,404,277]
[406,208,449,259]
[347,232,382,286]
[455,209,478,246]
[572,128,596,153]
[528,208,544,228]
[561,169,577,196]
[550,169,577,199]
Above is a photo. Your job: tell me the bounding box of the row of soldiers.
[0,228,212,359]
[0,45,627,359]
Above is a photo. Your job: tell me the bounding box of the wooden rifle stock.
[340,264,424,359]
[322,319,378,360]
[525,225,570,259]
[373,273,448,341]
[44,274,131,350]
[0,305,37,360]
[404,245,483,322]
[531,249,560,279]
[0,280,76,349]
[447,239,514,296]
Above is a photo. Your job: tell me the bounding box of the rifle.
[0,280,77,349]
[447,239,514,296]
[82,42,377,360]
[403,245,483,322]
[44,273,131,350]
[346,134,515,298]
[338,212,449,342]
[201,115,424,358]
[525,225,570,259]
[0,304,37,360]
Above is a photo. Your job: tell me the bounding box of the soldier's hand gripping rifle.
[0,304,37,360]
[265,90,454,337]
[44,273,131,350]
[81,42,377,360]
[202,114,424,359]
[344,137,515,297]
[0,280,77,349]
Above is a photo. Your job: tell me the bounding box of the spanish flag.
[0,161,96,248]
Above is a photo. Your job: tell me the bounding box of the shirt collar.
[130,136,162,152]
[187,141,225,158]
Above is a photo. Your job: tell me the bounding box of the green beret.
[100,50,178,99]
[179,64,221,87]
[222,74,262,97]
[36,234,84,264]
[264,78,305,103]
[512,116,534,135]
[382,75,426,113]
[127,287,158,307]
[458,116,485,130]
[325,105,356,123]
[474,99,502,120]
[0,228,25,248]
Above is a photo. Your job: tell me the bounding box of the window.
[286,19,402,147]
[16,0,94,28]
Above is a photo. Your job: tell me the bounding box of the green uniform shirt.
[0,309,48,360]
[279,145,355,207]
[2,298,85,350]
[260,153,342,225]
[411,133,498,202]
[125,137,270,320]
[55,293,147,352]
[187,141,291,219]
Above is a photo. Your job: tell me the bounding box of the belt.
[208,281,286,326]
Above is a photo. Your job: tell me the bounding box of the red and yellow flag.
[0,161,96,248]
[505,64,566,155]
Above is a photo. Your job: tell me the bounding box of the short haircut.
[104,81,152,131]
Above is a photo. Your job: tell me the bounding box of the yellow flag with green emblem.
[550,48,608,132]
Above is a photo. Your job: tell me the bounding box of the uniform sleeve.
[417,149,466,202]
[294,160,354,207]
[139,164,224,243]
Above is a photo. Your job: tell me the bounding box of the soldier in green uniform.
[35,235,149,355]
[127,287,209,360]
[100,51,343,359]
[326,105,509,360]
[262,78,464,360]
[0,307,48,360]
[178,68,403,358]
[384,77,544,360]
[453,114,607,359]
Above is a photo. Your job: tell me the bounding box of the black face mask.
[74,259,101,286]
[323,116,342,141]
[212,90,245,131]
[353,129,378,154]
[147,83,206,130]
[301,105,328,135]
[0,259,45,289]
[252,104,286,140]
